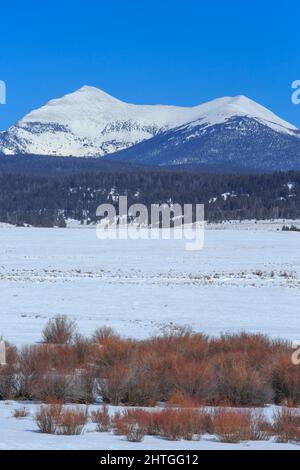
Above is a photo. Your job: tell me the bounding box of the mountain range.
[1,86,300,171]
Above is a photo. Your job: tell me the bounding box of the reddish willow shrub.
[272,408,300,443]
[35,404,88,435]
[1,325,300,406]
[112,408,211,441]
[111,407,272,443]
[34,404,300,444]
[167,391,201,408]
[211,408,271,443]
[91,405,111,432]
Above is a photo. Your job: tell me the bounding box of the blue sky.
[0,0,299,130]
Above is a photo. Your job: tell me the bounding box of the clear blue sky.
[1,0,300,130]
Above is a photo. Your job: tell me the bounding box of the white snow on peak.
[2,86,298,157]
[182,95,298,133]
[21,88,296,131]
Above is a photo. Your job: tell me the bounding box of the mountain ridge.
[0,86,300,171]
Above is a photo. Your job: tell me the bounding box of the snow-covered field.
[0,225,299,346]
[0,225,300,450]
[0,401,298,450]
[206,219,300,231]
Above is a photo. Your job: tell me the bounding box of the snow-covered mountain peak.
[20,85,123,125]
[0,87,298,158]
[69,85,123,104]
[224,95,297,130]
[183,94,297,134]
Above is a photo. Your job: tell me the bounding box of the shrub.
[212,408,271,443]
[126,423,145,442]
[172,360,214,403]
[75,368,96,404]
[99,363,130,405]
[0,364,17,400]
[249,411,272,441]
[42,315,77,344]
[111,407,212,441]
[272,354,300,405]
[158,410,183,441]
[13,406,30,418]
[0,342,18,400]
[72,334,94,365]
[212,352,273,406]
[91,405,111,432]
[4,327,300,408]
[159,409,183,441]
[113,411,131,436]
[33,371,73,403]
[121,356,160,406]
[273,408,300,443]
[44,396,64,405]
[155,410,181,441]
[56,406,88,435]
[17,345,49,399]
[212,409,252,443]
[155,408,210,441]
[177,408,208,440]
[93,326,118,343]
[146,412,163,436]
[113,409,150,436]
[95,337,134,368]
[35,404,62,434]
[167,392,200,408]
[35,404,88,435]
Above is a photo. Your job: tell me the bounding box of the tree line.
[0,168,299,227]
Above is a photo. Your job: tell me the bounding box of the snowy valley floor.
[0,402,299,450]
[0,223,299,450]
[0,224,299,345]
